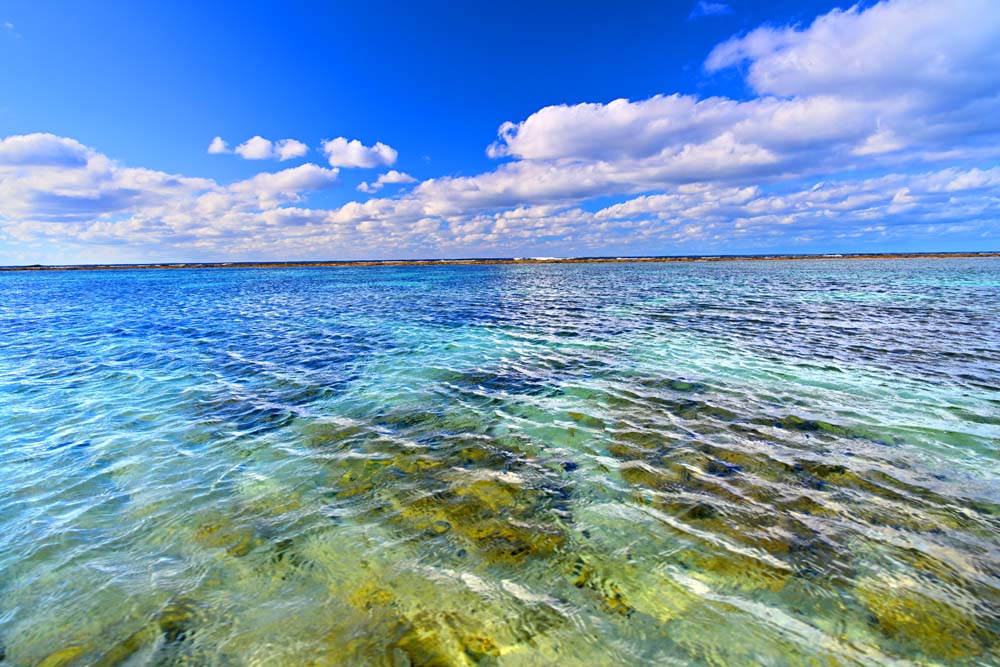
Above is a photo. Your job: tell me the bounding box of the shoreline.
[2,251,998,272]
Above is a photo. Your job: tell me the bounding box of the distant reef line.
[2,252,999,272]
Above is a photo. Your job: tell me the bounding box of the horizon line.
[3,251,999,273]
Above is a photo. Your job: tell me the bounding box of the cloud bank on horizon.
[1,0,999,263]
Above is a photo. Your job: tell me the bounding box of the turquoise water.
[1,259,998,666]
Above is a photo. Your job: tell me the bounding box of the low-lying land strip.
[3,252,999,272]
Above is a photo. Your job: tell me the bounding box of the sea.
[1,258,997,666]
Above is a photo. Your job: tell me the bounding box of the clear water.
[1,259,998,667]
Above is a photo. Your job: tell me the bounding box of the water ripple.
[0,259,998,666]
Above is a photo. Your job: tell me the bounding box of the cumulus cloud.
[357,170,417,193]
[229,163,339,208]
[0,135,340,256]
[2,130,998,260]
[207,136,229,154]
[487,94,851,164]
[233,136,309,161]
[0,133,91,167]
[705,0,1000,99]
[275,139,309,160]
[0,136,214,227]
[2,0,1000,263]
[322,137,398,168]
[483,0,1000,205]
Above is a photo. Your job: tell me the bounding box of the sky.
[1,0,999,264]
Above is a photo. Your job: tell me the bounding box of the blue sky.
[1,0,999,263]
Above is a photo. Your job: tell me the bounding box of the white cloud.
[689,2,732,20]
[0,133,91,167]
[941,167,1000,192]
[2,130,999,260]
[322,137,397,168]
[487,94,867,165]
[0,136,339,252]
[228,163,338,208]
[233,136,309,161]
[207,136,229,154]
[234,136,273,160]
[275,139,309,160]
[483,0,1000,207]
[0,135,214,226]
[357,170,417,193]
[705,0,1000,100]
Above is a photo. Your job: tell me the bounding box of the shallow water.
[1,259,998,666]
